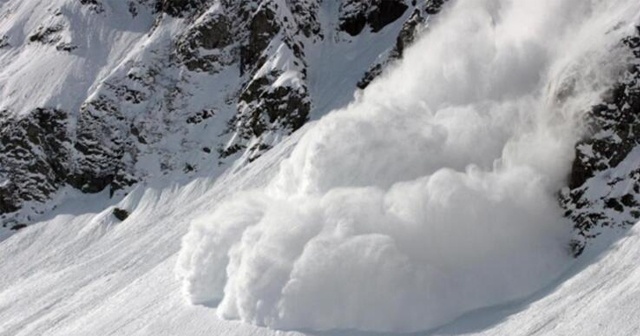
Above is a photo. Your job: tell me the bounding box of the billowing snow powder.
[176,0,640,332]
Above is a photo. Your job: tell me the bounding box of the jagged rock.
[425,0,447,15]
[155,0,208,17]
[368,0,409,32]
[358,8,426,89]
[56,43,77,52]
[222,69,310,160]
[339,3,368,36]
[395,9,425,58]
[339,0,409,36]
[0,108,70,213]
[71,93,139,197]
[561,27,640,256]
[29,24,64,44]
[79,0,105,13]
[110,84,147,104]
[176,9,235,72]
[289,0,322,38]
[0,35,10,48]
[240,5,280,74]
[10,223,27,231]
[186,109,215,124]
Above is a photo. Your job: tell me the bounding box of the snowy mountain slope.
[2,0,640,335]
[0,0,440,228]
[1,130,639,336]
[0,133,301,336]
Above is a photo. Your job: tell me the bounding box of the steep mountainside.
[2,0,640,335]
[0,0,448,227]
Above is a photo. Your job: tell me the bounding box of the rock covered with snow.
[0,0,433,224]
[561,27,640,255]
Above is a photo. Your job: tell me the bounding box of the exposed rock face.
[424,0,447,14]
[225,70,311,160]
[155,0,208,17]
[561,28,640,255]
[338,0,409,36]
[72,97,134,194]
[0,104,135,215]
[176,11,234,72]
[0,109,70,213]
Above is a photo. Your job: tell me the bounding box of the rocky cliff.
[562,27,640,255]
[0,0,447,225]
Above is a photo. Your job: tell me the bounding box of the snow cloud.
[177,0,639,332]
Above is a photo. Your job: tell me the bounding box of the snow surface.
[433,225,640,336]
[0,130,303,336]
[1,131,640,336]
[2,0,640,335]
[0,0,155,117]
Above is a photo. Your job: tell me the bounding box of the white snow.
[433,225,640,336]
[0,0,155,117]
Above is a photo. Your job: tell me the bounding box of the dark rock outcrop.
[112,208,130,221]
[155,0,208,17]
[222,71,310,160]
[339,0,409,36]
[0,109,71,213]
[176,9,235,73]
[240,6,281,75]
[561,27,640,256]
[29,24,64,45]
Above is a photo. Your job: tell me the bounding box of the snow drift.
[177,0,640,332]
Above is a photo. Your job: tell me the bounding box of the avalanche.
[177,0,640,332]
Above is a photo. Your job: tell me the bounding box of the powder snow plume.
[177,0,640,332]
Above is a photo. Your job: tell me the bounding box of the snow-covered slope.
[1,136,640,336]
[434,225,640,336]
[1,139,640,336]
[2,0,640,335]
[0,135,298,336]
